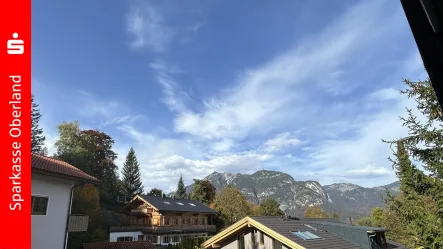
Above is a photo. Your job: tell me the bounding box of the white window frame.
[163,236,170,243]
[117,236,133,242]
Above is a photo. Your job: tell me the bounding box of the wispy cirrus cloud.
[36,0,427,193]
[133,0,425,188]
[126,2,175,52]
[163,0,408,142]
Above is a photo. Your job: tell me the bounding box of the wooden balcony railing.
[68,215,89,232]
[109,224,216,234]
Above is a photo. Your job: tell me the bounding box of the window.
[259,232,264,244]
[251,230,256,244]
[117,237,133,242]
[192,218,197,225]
[291,231,321,240]
[172,236,179,242]
[138,218,144,225]
[138,235,144,241]
[149,236,158,243]
[165,218,170,225]
[31,196,49,215]
[163,236,170,243]
[238,234,245,249]
[200,218,205,225]
[173,218,179,225]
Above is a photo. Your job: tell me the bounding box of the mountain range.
[182,170,400,220]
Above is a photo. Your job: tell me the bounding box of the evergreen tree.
[121,147,144,197]
[383,78,443,248]
[31,95,47,155]
[176,175,187,199]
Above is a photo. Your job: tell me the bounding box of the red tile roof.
[32,153,100,183]
[83,241,155,249]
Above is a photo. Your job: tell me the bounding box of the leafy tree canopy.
[213,186,252,227]
[304,206,329,218]
[149,188,163,197]
[191,179,216,205]
[259,198,284,216]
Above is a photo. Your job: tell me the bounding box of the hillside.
[182,170,400,219]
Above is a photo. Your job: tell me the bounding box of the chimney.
[349,217,353,225]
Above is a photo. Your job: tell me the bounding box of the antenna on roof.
[279,201,289,219]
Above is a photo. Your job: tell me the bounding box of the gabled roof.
[122,195,217,214]
[252,216,360,249]
[202,216,400,249]
[32,154,100,184]
[83,241,155,249]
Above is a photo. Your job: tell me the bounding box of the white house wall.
[220,228,287,249]
[109,231,144,242]
[110,231,208,246]
[221,234,238,249]
[32,173,74,249]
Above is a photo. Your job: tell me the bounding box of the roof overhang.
[400,0,443,107]
[32,168,100,185]
[120,195,157,213]
[120,195,218,214]
[201,217,305,249]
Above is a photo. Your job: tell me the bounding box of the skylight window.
[162,201,171,204]
[176,202,184,205]
[291,231,321,240]
[188,203,196,206]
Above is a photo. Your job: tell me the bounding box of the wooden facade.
[110,196,216,238]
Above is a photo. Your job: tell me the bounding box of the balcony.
[109,225,217,234]
[68,215,89,232]
[130,208,150,217]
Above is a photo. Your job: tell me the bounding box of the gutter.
[63,182,84,249]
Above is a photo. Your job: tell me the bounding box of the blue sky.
[33,0,427,192]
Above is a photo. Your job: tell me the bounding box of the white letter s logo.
[7,33,24,55]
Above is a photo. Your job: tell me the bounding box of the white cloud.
[126,2,175,52]
[165,0,407,141]
[262,132,302,152]
[102,115,143,126]
[123,0,425,189]
[37,0,428,192]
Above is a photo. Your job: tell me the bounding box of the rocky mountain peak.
[188,170,400,218]
[324,183,361,192]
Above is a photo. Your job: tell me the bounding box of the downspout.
[63,182,84,249]
[368,234,377,249]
